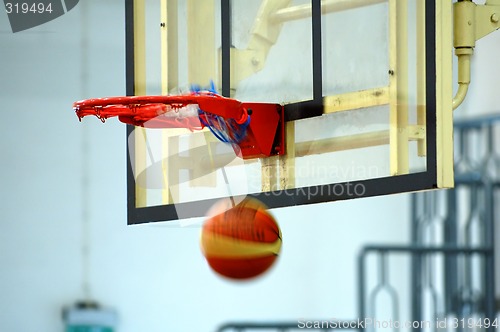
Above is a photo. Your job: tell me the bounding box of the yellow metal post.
[262,157,279,192]
[134,0,147,207]
[160,0,179,204]
[270,0,386,23]
[323,87,389,114]
[228,0,291,88]
[279,122,296,190]
[416,0,426,157]
[187,0,216,86]
[161,0,178,95]
[436,0,454,188]
[294,131,390,157]
[186,0,218,190]
[389,0,409,176]
[452,0,500,110]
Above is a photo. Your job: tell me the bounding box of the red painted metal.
[73,92,285,159]
[238,103,284,158]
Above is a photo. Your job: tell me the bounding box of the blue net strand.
[198,109,250,144]
[191,80,218,95]
[191,81,249,144]
[200,114,230,143]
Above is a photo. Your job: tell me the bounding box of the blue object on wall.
[63,301,117,332]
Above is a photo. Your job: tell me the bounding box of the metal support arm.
[229,0,387,89]
[453,0,500,110]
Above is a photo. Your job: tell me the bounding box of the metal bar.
[312,0,322,104]
[410,194,423,324]
[360,251,401,332]
[367,284,379,330]
[125,0,135,97]
[361,245,493,255]
[377,254,387,290]
[463,185,479,289]
[160,0,168,95]
[270,0,387,23]
[198,130,391,170]
[408,125,426,140]
[126,126,136,224]
[389,0,409,176]
[454,114,500,128]
[444,188,458,314]
[184,0,216,197]
[126,0,135,223]
[221,0,231,97]
[279,122,296,190]
[416,0,427,156]
[423,251,440,322]
[284,100,324,122]
[161,132,172,204]
[164,0,178,93]
[435,0,454,188]
[323,87,389,114]
[318,130,373,149]
[133,0,146,96]
[424,0,439,183]
[165,135,180,204]
[133,0,147,208]
[364,242,494,328]
[217,321,362,331]
[160,0,178,204]
[295,130,390,157]
[358,250,366,332]
[483,181,496,331]
[454,172,484,185]
[261,156,278,192]
[161,1,169,205]
[134,135,148,208]
[187,0,215,86]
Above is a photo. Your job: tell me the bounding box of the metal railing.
[217,115,499,331]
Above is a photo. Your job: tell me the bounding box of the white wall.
[0,1,498,332]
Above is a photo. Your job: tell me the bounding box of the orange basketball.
[200,197,282,280]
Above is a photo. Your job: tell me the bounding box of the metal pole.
[483,180,496,331]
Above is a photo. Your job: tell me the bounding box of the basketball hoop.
[73,92,285,159]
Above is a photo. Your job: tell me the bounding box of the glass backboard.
[125,0,454,223]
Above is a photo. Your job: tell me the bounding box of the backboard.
[125,0,454,223]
